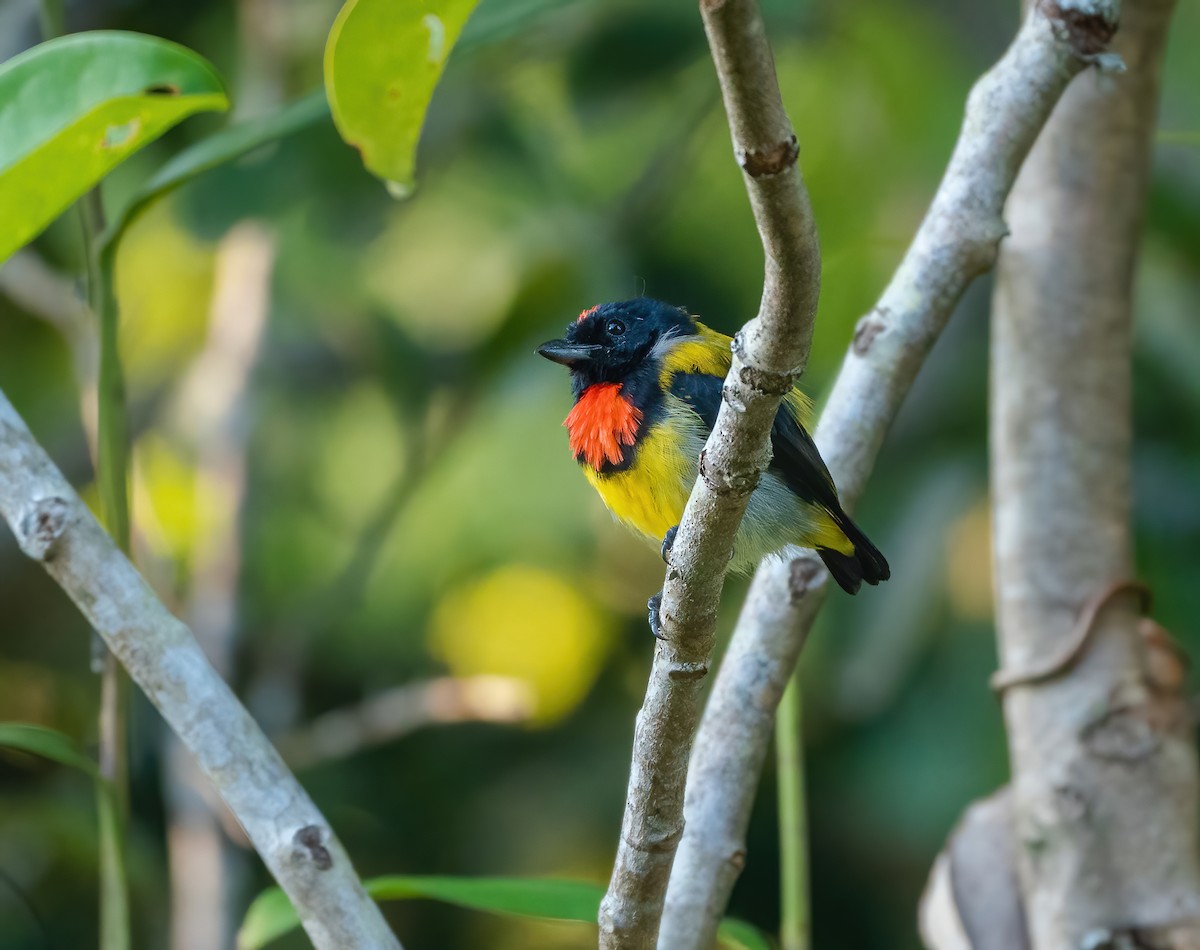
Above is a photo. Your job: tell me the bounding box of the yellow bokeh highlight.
[945,498,993,620]
[132,432,197,566]
[116,200,215,393]
[430,566,611,726]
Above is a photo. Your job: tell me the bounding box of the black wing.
[669,370,889,591]
[768,397,842,512]
[770,399,890,590]
[669,370,722,430]
[670,371,840,509]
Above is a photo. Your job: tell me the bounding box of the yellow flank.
[658,323,817,428]
[783,388,816,429]
[657,323,733,387]
[583,412,693,543]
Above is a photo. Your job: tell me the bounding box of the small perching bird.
[537,298,889,618]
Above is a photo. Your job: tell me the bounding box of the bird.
[537,298,888,633]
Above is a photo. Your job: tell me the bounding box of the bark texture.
[598,1,821,945]
[991,0,1200,944]
[659,3,1124,945]
[0,391,401,950]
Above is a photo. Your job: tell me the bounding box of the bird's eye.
[606,319,626,336]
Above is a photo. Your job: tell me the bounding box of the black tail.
[817,513,890,595]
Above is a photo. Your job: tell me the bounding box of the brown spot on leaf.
[142,83,180,96]
[100,119,141,150]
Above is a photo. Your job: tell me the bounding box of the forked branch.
[598,0,821,946]
[659,2,1124,945]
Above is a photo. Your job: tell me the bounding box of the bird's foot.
[647,591,668,640]
[660,525,679,564]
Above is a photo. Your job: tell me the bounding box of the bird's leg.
[659,523,735,565]
[660,524,679,564]
[647,591,668,640]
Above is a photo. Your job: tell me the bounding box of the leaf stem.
[85,190,133,950]
[776,669,810,950]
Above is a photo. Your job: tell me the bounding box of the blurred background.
[0,0,1197,946]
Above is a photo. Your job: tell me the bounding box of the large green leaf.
[238,874,770,949]
[0,30,228,264]
[324,0,480,196]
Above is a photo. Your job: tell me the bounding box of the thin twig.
[776,670,809,950]
[659,3,1126,944]
[0,390,402,950]
[276,675,534,770]
[79,182,133,950]
[598,1,821,945]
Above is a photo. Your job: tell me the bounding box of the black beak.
[536,339,600,368]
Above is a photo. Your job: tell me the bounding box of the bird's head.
[536,298,696,390]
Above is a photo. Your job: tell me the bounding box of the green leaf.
[718,917,775,950]
[238,876,601,949]
[368,875,604,921]
[0,30,228,264]
[324,0,481,197]
[102,89,329,250]
[0,722,100,777]
[238,874,773,950]
[0,723,128,947]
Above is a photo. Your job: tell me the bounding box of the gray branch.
[276,676,534,770]
[0,391,401,950]
[990,0,1200,943]
[659,2,1125,945]
[598,1,821,946]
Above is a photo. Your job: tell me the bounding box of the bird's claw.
[648,591,668,640]
[660,525,679,564]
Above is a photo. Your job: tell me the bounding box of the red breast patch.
[565,382,642,470]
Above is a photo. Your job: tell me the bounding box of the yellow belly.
[581,397,852,567]
[583,419,695,544]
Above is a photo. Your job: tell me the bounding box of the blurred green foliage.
[0,0,1197,948]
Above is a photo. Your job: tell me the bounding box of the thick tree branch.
[992,0,1200,943]
[598,1,821,945]
[0,391,401,950]
[659,3,1124,945]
